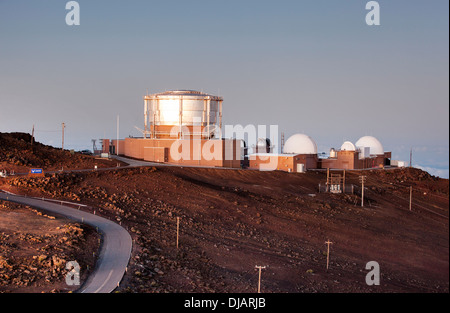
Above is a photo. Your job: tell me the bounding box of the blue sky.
[0,0,448,177]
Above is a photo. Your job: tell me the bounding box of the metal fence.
[317,183,359,194]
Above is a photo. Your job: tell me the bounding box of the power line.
[359,175,448,219]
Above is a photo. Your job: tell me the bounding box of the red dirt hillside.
[0,132,121,173]
[1,162,448,293]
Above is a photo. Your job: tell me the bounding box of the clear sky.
[0,0,449,177]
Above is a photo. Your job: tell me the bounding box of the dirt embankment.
[1,165,448,293]
[0,200,99,293]
[0,132,122,173]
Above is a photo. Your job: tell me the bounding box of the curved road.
[0,154,234,292]
[0,191,132,293]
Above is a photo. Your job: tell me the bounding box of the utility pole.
[61,123,65,150]
[116,115,119,155]
[31,124,34,145]
[343,170,346,193]
[359,175,366,207]
[409,186,412,211]
[326,168,330,192]
[176,217,180,249]
[255,265,266,293]
[325,240,333,270]
[410,148,413,168]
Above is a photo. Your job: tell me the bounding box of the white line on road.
[91,269,114,294]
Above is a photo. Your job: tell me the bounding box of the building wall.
[249,154,318,172]
[319,151,391,169]
[148,125,213,139]
[111,137,390,171]
[295,154,318,170]
[320,151,359,169]
[117,137,241,168]
[111,140,125,156]
[249,155,290,172]
[144,147,168,163]
[101,139,110,154]
[277,155,295,172]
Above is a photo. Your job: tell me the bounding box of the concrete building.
[122,137,241,168]
[143,90,223,140]
[319,136,391,170]
[249,133,319,172]
[104,89,392,172]
[106,90,242,168]
[249,134,391,172]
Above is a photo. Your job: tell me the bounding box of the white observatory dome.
[340,141,356,151]
[256,138,271,148]
[283,133,318,155]
[254,138,272,153]
[355,136,384,155]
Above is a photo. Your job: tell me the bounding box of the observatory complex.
[248,134,319,172]
[104,90,241,168]
[320,136,391,170]
[104,90,392,172]
[248,134,391,172]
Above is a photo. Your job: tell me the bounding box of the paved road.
[0,191,132,293]
[111,155,158,168]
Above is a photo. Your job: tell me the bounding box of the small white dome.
[340,141,356,151]
[355,136,384,155]
[283,133,317,155]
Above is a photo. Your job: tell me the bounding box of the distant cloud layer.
[416,165,449,179]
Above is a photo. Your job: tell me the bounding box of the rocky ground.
[0,132,123,174]
[0,132,448,293]
[1,165,448,293]
[0,200,99,293]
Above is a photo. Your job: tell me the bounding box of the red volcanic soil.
[0,132,123,173]
[0,132,448,293]
[1,164,448,293]
[0,200,99,293]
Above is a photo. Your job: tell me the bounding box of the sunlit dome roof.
[146,90,223,100]
[154,90,209,96]
[355,136,384,155]
[283,133,317,155]
[256,138,271,147]
[340,141,356,151]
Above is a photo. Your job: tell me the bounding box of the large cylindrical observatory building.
[144,90,223,139]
